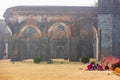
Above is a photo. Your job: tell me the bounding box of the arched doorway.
[0,21,12,59]
[19,25,41,59]
[79,25,98,58]
[48,22,71,59]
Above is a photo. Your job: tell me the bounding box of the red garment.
[97,64,103,70]
[87,64,92,70]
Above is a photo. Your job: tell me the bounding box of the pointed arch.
[19,25,41,39]
[79,24,98,58]
[48,22,71,41]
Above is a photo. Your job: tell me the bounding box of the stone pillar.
[11,37,21,61]
[96,36,99,61]
[41,37,49,60]
[69,37,79,61]
[65,39,70,59]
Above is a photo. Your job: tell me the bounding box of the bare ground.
[0,59,120,80]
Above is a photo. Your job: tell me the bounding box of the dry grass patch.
[0,59,119,80]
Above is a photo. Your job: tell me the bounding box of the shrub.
[33,56,41,63]
[81,56,89,63]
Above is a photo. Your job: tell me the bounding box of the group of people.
[86,62,109,71]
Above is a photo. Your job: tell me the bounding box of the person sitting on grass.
[87,62,97,70]
[96,64,104,71]
[86,62,104,71]
[104,64,109,70]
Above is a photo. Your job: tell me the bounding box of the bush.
[81,56,89,63]
[33,56,41,63]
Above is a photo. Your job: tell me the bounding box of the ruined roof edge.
[3,6,97,18]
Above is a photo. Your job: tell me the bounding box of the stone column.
[69,37,79,61]
[41,37,49,60]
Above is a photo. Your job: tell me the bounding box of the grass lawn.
[0,59,119,80]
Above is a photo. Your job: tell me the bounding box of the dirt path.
[0,60,119,80]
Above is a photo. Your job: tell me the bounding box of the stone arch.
[48,22,71,41]
[19,25,41,40]
[79,24,98,58]
[18,25,42,59]
[48,22,71,59]
[0,21,12,59]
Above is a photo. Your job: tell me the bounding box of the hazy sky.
[0,0,97,19]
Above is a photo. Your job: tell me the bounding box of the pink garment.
[100,56,120,68]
